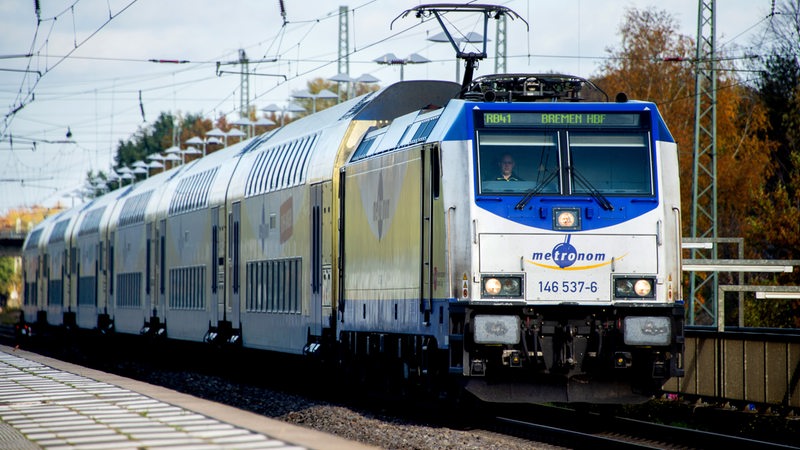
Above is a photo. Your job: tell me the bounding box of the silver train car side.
[22,75,684,403]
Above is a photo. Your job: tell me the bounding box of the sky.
[0,0,776,215]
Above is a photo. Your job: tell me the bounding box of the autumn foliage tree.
[593,7,794,326]
[594,7,774,253]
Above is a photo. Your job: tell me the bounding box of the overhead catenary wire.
[2,0,140,138]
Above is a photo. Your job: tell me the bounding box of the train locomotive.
[21,72,684,404]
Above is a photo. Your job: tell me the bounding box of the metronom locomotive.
[21,5,684,404]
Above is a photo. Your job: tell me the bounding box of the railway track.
[486,404,800,450]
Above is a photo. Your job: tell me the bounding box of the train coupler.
[140,316,166,338]
[204,320,241,346]
[97,314,115,335]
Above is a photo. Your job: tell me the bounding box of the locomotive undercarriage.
[336,330,454,399]
[327,304,683,404]
[460,305,684,403]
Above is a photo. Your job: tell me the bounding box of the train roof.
[72,184,132,241]
[23,210,62,253]
[105,161,193,231]
[225,80,460,202]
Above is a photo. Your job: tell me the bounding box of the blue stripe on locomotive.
[442,101,674,231]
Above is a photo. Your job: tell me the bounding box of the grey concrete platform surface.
[0,345,378,450]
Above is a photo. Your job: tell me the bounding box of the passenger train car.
[22,74,684,403]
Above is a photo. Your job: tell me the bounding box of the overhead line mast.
[689,0,718,326]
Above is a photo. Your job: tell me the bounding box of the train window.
[117,272,141,308]
[267,144,286,190]
[477,131,560,195]
[119,191,153,227]
[245,258,301,314]
[293,135,316,185]
[49,219,70,244]
[25,229,42,250]
[168,266,205,310]
[245,151,268,197]
[568,132,652,195]
[280,140,300,188]
[410,118,439,143]
[169,168,218,215]
[79,207,105,236]
[352,136,377,161]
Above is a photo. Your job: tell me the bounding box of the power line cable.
[2,0,139,138]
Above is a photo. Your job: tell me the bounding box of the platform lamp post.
[164,145,183,165]
[147,160,164,176]
[253,116,276,132]
[232,117,254,139]
[374,53,430,81]
[261,103,306,127]
[131,160,149,179]
[328,73,354,102]
[291,89,339,114]
[105,172,120,192]
[226,127,247,144]
[185,136,205,156]
[350,74,380,99]
[206,128,227,148]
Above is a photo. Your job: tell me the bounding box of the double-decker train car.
[21,207,81,332]
[71,187,130,331]
[22,73,684,404]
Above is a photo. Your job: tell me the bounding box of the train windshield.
[476,113,653,196]
[478,132,561,194]
[568,133,652,195]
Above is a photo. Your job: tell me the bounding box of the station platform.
[0,345,377,450]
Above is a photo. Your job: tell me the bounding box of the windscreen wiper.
[568,166,614,211]
[514,170,558,210]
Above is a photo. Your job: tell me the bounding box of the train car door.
[420,145,438,321]
[157,220,166,317]
[93,241,100,308]
[107,232,114,318]
[229,202,241,328]
[145,223,153,316]
[39,252,48,324]
[211,206,221,325]
[310,183,323,336]
[66,244,77,327]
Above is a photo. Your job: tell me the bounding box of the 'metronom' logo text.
[530,235,608,270]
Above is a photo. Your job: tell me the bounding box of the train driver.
[496,153,523,181]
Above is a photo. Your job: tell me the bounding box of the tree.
[0,259,15,307]
[747,0,800,266]
[595,7,774,257]
[594,7,785,324]
[0,206,59,308]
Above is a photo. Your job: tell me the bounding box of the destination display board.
[479,112,643,128]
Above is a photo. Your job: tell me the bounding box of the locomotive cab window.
[568,132,652,195]
[477,131,560,195]
[475,111,653,197]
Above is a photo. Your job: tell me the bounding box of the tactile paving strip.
[0,351,304,450]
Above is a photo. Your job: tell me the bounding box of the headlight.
[481,275,522,298]
[614,277,655,299]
